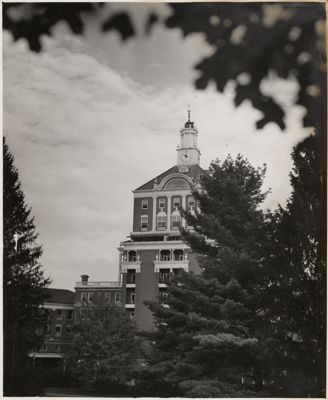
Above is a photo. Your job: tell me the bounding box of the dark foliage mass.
[140,156,269,397]
[3,138,51,395]
[140,147,325,397]
[260,131,326,396]
[3,2,326,132]
[166,3,325,130]
[66,305,140,395]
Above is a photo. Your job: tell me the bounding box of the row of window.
[141,214,182,230]
[141,198,195,210]
[44,323,72,337]
[80,291,121,304]
[54,309,73,320]
[40,344,63,352]
[125,250,185,262]
[43,308,73,320]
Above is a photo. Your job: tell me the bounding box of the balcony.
[75,281,121,288]
[154,259,189,273]
[125,273,136,288]
[122,261,141,273]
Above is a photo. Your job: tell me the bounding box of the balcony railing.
[159,273,171,284]
[126,274,136,284]
[75,281,121,287]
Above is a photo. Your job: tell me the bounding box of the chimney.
[81,275,89,285]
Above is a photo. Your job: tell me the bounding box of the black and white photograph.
[3,2,326,397]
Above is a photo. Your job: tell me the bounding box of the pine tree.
[261,131,326,397]
[66,305,140,395]
[3,137,50,395]
[143,155,269,397]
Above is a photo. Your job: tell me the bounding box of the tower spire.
[187,104,191,122]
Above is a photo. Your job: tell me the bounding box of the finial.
[187,104,191,122]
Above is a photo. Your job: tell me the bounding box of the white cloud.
[3,28,309,289]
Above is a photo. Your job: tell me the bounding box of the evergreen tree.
[3,137,50,395]
[66,305,140,395]
[261,131,326,397]
[143,155,269,397]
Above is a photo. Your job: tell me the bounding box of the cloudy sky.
[3,3,310,290]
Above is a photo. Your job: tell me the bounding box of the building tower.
[119,109,203,331]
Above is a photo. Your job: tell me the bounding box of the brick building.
[29,288,75,366]
[73,274,122,321]
[118,110,203,331]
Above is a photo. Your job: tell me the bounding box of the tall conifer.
[261,131,326,397]
[144,155,268,397]
[3,138,50,395]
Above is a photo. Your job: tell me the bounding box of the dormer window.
[142,199,148,209]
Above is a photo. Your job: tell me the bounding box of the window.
[88,292,93,303]
[56,345,61,352]
[129,311,135,320]
[131,292,136,304]
[141,199,148,209]
[173,197,181,208]
[66,326,72,335]
[157,213,167,230]
[41,344,48,352]
[159,198,166,209]
[115,292,121,304]
[128,251,137,262]
[81,292,87,302]
[141,215,148,230]
[126,272,136,284]
[66,310,73,320]
[105,292,111,302]
[174,249,184,261]
[80,309,87,319]
[160,250,171,261]
[172,213,182,229]
[55,325,62,337]
[159,272,171,284]
[188,197,195,211]
[56,309,63,320]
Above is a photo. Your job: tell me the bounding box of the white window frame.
[88,292,93,303]
[105,292,111,302]
[172,213,182,228]
[187,197,195,211]
[140,215,148,230]
[115,292,121,304]
[81,292,87,302]
[56,309,63,320]
[173,197,181,209]
[159,198,166,209]
[157,214,167,229]
[141,199,148,209]
[66,310,73,320]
